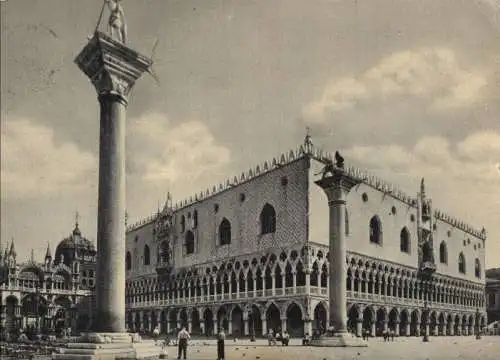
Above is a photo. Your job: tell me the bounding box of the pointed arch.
[260,203,276,235]
[143,245,150,266]
[458,252,466,274]
[185,231,195,255]
[400,227,410,253]
[219,218,231,245]
[439,241,448,264]
[475,258,481,278]
[126,251,132,270]
[369,215,382,245]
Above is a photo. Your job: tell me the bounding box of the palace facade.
[0,222,96,334]
[124,143,487,338]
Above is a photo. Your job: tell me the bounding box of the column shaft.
[94,93,127,333]
[328,199,347,332]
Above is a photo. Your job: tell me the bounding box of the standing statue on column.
[106,0,127,44]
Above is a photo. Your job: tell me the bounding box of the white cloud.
[304,48,487,122]
[127,113,231,184]
[1,118,96,199]
[344,131,500,183]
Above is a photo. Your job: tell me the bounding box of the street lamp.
[422,300,429,342]
[475,308,482,340]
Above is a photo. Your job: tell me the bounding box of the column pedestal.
[310,167,367,348]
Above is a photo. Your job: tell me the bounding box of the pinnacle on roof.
[72,210,82,237]
[45,243,52,259]
[9,239,16,258]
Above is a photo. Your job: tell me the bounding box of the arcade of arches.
[125,247,487,337]
[0,265,92,333]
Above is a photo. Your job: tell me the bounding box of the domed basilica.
[0,220,96,335]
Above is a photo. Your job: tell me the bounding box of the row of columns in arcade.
[0,296,76,332]
[127,302,487,338]
[128,303,311,338]
[129,266,483,311]
[346,269,484,308]
[347,305,487,337]
[128,266,319,305]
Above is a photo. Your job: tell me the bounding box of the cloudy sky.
[1,0,499,268]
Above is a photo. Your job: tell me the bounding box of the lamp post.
[422,300,429,342]
[475,308,481,340]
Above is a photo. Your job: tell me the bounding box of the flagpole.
[94,0,107,34]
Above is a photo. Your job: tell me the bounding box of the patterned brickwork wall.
[171,157,310,268]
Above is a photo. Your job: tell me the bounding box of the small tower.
[8,239,17,269]
[45,243,52,269]
[417,178,436,278]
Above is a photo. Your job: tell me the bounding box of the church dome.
[54,222,96,267]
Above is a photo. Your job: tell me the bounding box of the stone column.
[261,317,267,336]
[315,169,359,335]
[281,317,287,332]
[244,318,249,336]
[74,32,151,335]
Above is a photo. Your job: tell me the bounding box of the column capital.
[75,31,152,103]
[314,169,360,203]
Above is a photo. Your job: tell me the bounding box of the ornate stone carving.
[74,32,152,101]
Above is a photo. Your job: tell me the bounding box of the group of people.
[152,326,227,360]
[267,329,290,346]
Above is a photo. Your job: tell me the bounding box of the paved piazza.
[140,337,500,360]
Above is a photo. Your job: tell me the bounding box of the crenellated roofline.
[126,142,486,241]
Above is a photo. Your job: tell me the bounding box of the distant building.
[486,268,500,324]
[124,141,487,338]
[0,221,96,334]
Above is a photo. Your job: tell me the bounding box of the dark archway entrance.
[191,309,201,335]
[348,306,359,334]
[362,307,374,336]
[313,303,327,334]
[266,303,280,334]
[286,303,303,337]
[217,307,228,332]
[249,305,262,337]
[231,306,244,337]
[203,308,214,336]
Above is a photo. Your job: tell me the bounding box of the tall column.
[74,32,151,335]
[315,169,358,334]
[312,163,366,347]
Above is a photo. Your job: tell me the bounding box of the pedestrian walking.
[177,326,190,360]
[217,328,226,360]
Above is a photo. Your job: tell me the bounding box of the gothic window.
[439,241,448,264]
[458,252,466,274]
[475,258,481,278]
[126,251,132,270]
[369,215,382,244]
[400,227,410,253]
[260,203,276,235]
[185,231,195,255]
[180,215,186,233]
[193,210,198,228]
[159,241,169,263]
[144,245,150,266]
[488,292,496,306]
[345,208,350,236]
[219,218,232,246]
